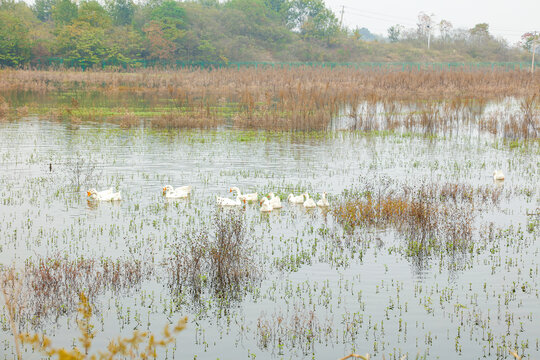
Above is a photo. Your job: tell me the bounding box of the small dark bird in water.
[49,163,52,172]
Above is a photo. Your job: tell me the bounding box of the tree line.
[0,0,535,67]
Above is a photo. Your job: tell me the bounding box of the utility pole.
[427,24,431,49]
[339,5,344,29]
[532,41,538,73]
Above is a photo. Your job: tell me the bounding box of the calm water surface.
[0,117,538,359]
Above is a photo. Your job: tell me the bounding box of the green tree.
[286,0,339,41]
[226,0,289,43]
[78,0,111,27]
[150,0,186,27]
[301,7,338,41]
[0,10,32,65]
[105,0,134,25]
[263,0,291,24]
[105,26,145,65]
[0,0,16,10]
[196,0,219,7]
[55,21,106,66]
[520,31,539,51]
[387,24,402,43]
[52,0,78,26]
[521,31,540,73]
[195,39,217,62]
[33,0,55,21]
[141,0,187,60]
[469,23,490,38]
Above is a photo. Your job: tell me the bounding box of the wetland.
[0,67,539,359]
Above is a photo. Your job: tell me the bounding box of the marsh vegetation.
[0,68,539,359]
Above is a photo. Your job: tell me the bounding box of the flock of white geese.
[87,185,330,212]
[86,170,505,212]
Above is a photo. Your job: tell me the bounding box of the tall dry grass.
[332,182,503,255]
[0,68,538,134]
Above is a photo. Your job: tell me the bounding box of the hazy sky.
[325,0,539,45]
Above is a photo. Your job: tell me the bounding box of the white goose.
[317,192,329,207]
[287,193,305,204]
[229,187,258,202]
[216,194,242,206]
[87,188,122,201]
[493,170,505,181]
[259,197,273,212]
[267,192,282,209]
[303,193,316,208]
[163,185,192,198]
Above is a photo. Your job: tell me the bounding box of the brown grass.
[4,256,154,326]
[0,68,539,134]
[332,182,503,254]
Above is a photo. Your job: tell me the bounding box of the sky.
[325,0,539,45]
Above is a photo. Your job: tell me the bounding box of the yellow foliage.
[19,292,187,360]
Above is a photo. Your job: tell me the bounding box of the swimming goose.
[287,193,305,204]
[493,170,505,181]
[229,187,258,202]
[268,192,282,209]
[317,192,329,207]
[260,197,273,212]
[163,185,192,198]
[87,188,121,201]
[303,193,316,208]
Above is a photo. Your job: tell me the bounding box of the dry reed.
[1,68,538,134]
[5,256,154,326]
[332,182,503,254]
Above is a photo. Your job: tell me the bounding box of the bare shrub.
[18,256,154,325]
[167,210,259,304]
[64,156,102,191]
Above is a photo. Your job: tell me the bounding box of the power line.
[343,5,416,24]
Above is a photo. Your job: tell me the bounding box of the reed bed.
[332,182,503,255]
[0,68,539,134]
[1,68,539,99]
[257,304,333,356]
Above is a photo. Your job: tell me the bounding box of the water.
[0,117,538,359]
